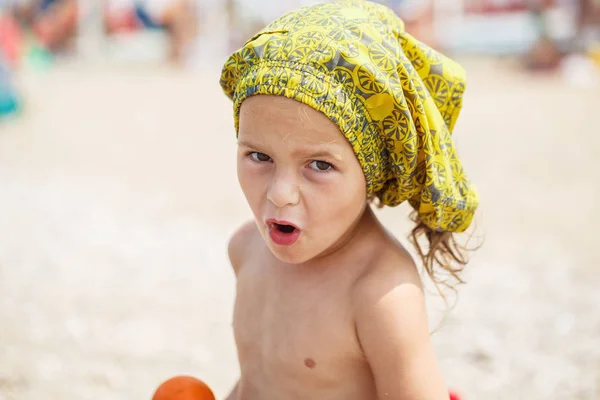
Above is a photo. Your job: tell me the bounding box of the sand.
[0,56,599,399]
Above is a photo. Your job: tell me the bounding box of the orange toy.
[152,376,216,400]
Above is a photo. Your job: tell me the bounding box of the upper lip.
[265,219,301,230]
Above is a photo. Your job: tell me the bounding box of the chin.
[267,238,337,265]
[267,245,311,265]
[266,235,334,264]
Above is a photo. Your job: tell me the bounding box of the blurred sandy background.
[1,1,600,399]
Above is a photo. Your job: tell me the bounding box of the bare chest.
[232,264,365,387]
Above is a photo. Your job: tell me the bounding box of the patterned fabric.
[220,0,479,232]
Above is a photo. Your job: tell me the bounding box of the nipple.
[304,358,316,369]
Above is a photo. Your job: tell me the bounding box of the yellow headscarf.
[220,0,479,232]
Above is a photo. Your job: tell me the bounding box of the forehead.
[238,95,347,147]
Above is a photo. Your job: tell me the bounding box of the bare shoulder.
[352,239,423,303]
[351,238,427,332]
[350,240,447,399]
[228,220,259,276]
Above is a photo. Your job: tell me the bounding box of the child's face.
[237,95,368,264]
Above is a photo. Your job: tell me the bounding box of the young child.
[16,0,78,52]
[132,0,198,63]
[220,1,479,399]
[104,0,198,64]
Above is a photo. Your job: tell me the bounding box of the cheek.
[237,162,265,205]
[237,160,258,201]
[305,172,366,224]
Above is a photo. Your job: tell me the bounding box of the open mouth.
[266,220,301,246]
[273,223,296,234]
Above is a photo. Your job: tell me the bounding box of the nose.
[267,171,300,208]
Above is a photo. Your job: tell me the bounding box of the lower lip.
[268,226,301,246]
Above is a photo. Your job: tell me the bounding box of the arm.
[225,223,255,400]
[224,381,239,400]
[227,220,257,276]
[353,263,448,400]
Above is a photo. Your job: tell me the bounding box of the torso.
[230,211,414,400]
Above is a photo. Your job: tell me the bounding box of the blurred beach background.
[1,0,600,399]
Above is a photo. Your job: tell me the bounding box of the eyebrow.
[237,139,258,149]
[294,148,343,161]
[237,140,344,162]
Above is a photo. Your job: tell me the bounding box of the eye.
[309,160,334,172]
[249,152,272,162]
